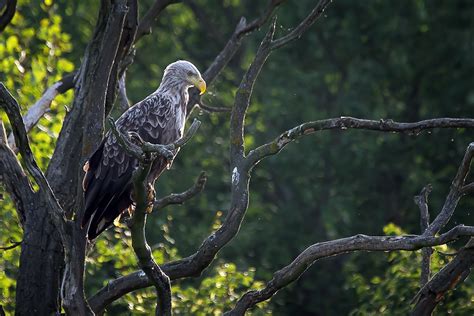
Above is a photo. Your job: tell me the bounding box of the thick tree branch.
[225,225,474,315]
[0,0,16,32]
[153,171,207,211]
[0,84,69,247]
[246,117,474,167]
[0,119,33,226]
[414,185,433,287]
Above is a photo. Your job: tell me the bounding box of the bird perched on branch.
[81,60,206,240]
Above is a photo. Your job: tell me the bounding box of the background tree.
[1,0,474,315]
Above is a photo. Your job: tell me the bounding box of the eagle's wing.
[82,94,173,239]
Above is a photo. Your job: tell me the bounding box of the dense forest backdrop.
[1,0,474,315]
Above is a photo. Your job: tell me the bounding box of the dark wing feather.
[82,93,179,239]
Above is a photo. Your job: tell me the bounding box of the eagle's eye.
[187,71,194,77]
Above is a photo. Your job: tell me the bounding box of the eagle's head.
[163,60,206,95]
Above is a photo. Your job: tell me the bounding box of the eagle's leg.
[146,183,156,214]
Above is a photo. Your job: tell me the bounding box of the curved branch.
[225,225,474,315]
[0,119,33,226]
[153,171,207,211]
[131,158,172,316]
[246,117,474,167]
[0,84,69,247]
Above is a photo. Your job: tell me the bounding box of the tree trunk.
[15,201,64,316]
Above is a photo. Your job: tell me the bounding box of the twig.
[0,239,22,251]
[153,171,207,211]
[224,225,474,315]
[414,185,433,287]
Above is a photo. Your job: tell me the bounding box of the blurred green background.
[1,0,474,315]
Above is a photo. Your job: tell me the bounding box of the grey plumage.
[82,60,206,239]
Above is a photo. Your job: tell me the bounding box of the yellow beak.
[194,77,206,95]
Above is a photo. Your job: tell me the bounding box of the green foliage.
[346,224,474,315]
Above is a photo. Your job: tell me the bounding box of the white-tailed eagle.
[81,60,206,240]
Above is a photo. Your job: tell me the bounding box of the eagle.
[81,60,206,240]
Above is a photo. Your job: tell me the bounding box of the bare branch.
[246,117,474,167]
[230,18,276,161]
[225,225,474,315]
[0,0,16,32]
[414,185,433,287]
[130,157,172,316]
[7,72,76,150]
[153,171,207,211]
